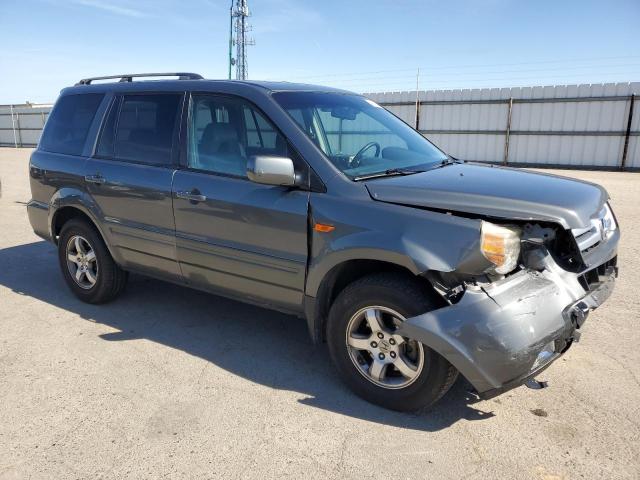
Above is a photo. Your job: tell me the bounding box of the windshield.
[273,92,447,179]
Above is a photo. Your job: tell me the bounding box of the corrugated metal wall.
[0,104,51,147]
[2,83,639,170]
[367,82,640,170]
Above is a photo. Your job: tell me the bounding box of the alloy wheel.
[66,235,98,290]
[345,306,425,389]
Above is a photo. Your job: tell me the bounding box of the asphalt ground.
[1,147,639,479]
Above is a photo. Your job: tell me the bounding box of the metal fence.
[2,82,639,170]
[366,82,640,170]
[0,104,52,148]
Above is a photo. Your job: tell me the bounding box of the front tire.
[57,218,127,304]
[327,273,458,412]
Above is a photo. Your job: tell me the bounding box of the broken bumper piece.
[397,259,617,399]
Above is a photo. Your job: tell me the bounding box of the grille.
[571,208,607,253]
[577,256,617,291]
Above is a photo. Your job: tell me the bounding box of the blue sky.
[1,0,639,103]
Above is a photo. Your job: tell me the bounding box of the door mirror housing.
[247,155,297,187]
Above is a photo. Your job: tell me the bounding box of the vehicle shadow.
[0,240,496,432]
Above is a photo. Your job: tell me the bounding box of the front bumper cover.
[397,255,617,398]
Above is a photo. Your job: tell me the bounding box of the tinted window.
[188,95,288,177]
[95,97,119,158]
[192,100,213,143]
[114,94,181,165]
[39,93,103,156]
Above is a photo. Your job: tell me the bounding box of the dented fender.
[305,193,490,298]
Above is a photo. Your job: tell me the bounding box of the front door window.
[187,95,289,177]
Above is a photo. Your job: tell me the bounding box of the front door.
[84,92,183,281]
[172,93,309,310]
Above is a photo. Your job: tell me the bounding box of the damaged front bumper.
[397,253,618,399]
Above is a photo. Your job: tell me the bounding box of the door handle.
[85,174,105,184]
[176,191,207,203]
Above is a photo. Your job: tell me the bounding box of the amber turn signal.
[314,223,335,233]
[480,221,521,274]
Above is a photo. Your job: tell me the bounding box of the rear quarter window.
[39,93,104,156]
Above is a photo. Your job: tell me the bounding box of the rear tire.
[327,273,458,412]
[57,218,127,304]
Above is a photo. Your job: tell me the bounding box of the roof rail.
[75,72,204,85]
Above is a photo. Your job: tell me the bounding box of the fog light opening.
[531,341,556,371]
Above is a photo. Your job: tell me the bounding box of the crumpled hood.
[365,163,608,229]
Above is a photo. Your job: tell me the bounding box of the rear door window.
[112,94,182,166]
[39,93,104,156]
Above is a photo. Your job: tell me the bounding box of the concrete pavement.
[1,147,638,479]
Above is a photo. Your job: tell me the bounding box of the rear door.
[171,93,309,309]
[84,92,184,281]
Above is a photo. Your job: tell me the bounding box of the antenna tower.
[230,0,254,80]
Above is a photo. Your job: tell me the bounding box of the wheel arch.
[49,200,120,265]
[304,258,444,344]
[52,206,95,240]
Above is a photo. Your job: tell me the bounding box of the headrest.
[199,122,245,158]
[200,122,240,150]
[128,129,156,145]
[212,123,239,144]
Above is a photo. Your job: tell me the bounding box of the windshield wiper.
[353,168,425,181]
[353,157,460,181]
[430,157,458,169]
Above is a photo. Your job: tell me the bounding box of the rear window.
[113,94,181,165]
[39,93,104,156]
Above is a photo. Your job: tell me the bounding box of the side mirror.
[247,155,297,187]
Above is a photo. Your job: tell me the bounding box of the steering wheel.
[349,142,381,168]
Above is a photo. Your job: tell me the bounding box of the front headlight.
[480,221,521,274]
[602,202,617,238]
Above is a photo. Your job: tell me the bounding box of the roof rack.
[75,72,204,85]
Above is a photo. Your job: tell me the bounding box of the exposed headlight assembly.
[602,202,617,238]
[480,221,522,274]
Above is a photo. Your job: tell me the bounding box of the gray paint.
[365,162,609,229]
[84,157,181,281]
[172,169,309,309]
[304,193,487,297]
[27,77,620,399]
[398,252,618,395]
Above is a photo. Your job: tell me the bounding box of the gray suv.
[28,73,619,412]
